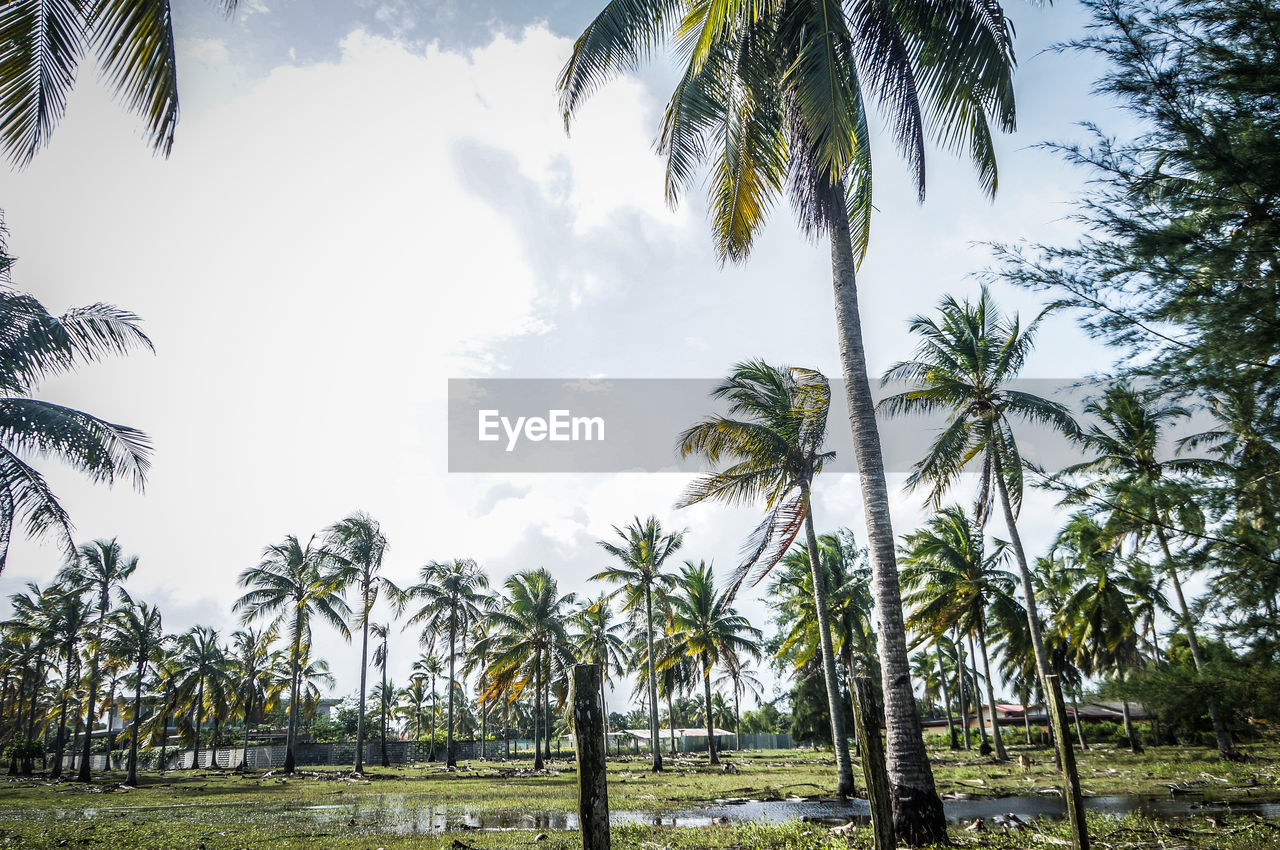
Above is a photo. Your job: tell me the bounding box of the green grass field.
[1,745,1277,849]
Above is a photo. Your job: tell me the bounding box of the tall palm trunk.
[1154,527,1235,758]
[643,586,662,772]
[668,691,677,756]
[600,675,608,755]
[544,655,554,762]
[1070,694,1088,751]
[967,634,990,751]
[976,626,1007,761]
[380,667,389,768]
[240,691,254,770]
[480,683,489,761]
[51,653,72,779]
[934,644,958,750]
[125,657,144,786]
[78,615,106,782]
[702,657,718,765]
[211,714,221,769]
[1021,685,1033,746]
[158,679,173,773]
[992,450,1088,849]
[829,194,945,844]
[284,614,303,774]
[533,646,544,770]
[733,689,741,752]
[799,491,857,794]
[1118,669,1142,754]
[428,677,438,760]
[193,678,204,769]
[447,613,458,768]
[355,618,369,773]
[954,630,972,750]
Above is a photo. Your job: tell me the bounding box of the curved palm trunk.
[125,658,144,786]
[800,493,857,795]
[976,626,1007,761]
[643,587,662,772]
[934,644,959,750]
[1154,527,1235,758]
[702,659,718,765]
[830,201,945,845]
[533,647,545,770]
[992,450,1089,850]
[447,615,458,767]
[355,618,370,773]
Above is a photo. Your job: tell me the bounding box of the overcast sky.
[0,0,1137,709]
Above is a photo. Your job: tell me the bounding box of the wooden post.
[1046,674,1089,850]
[851,677,894,850]
[573,664,610,850]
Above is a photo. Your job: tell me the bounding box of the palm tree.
[880,289,1085,818]
[593,516,682,772]
[3,583,53,777]
[0,247,153,576]
[234,534,351,774]
[1052,513,1145,753]
[668,561,762,764]
[714,660,764,751]
[291,642,336,729]
[64,539,137,781]
[148,641,181,773]
[228,625,279,770]
[175,625,226,769]
[43,577,89,778]
[398,677,430,743]
[484,568,576,770]
[370,622,392,767]
[677,361,857,794]
[560,3,1017,838]
[0,0,240,165]
[572,593,629,752]
[411,654,444,760]
[772,530,879,735]
[401,559,490,767]
[1059,383,1236,757]
[324,511,391,774]
[464,615,497,759]
[900,505,1021,761]
[102,600,162,785]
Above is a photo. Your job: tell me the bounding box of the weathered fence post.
[574,663,610,850]
[1047,674,1089,850]
[851,676,894,850]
